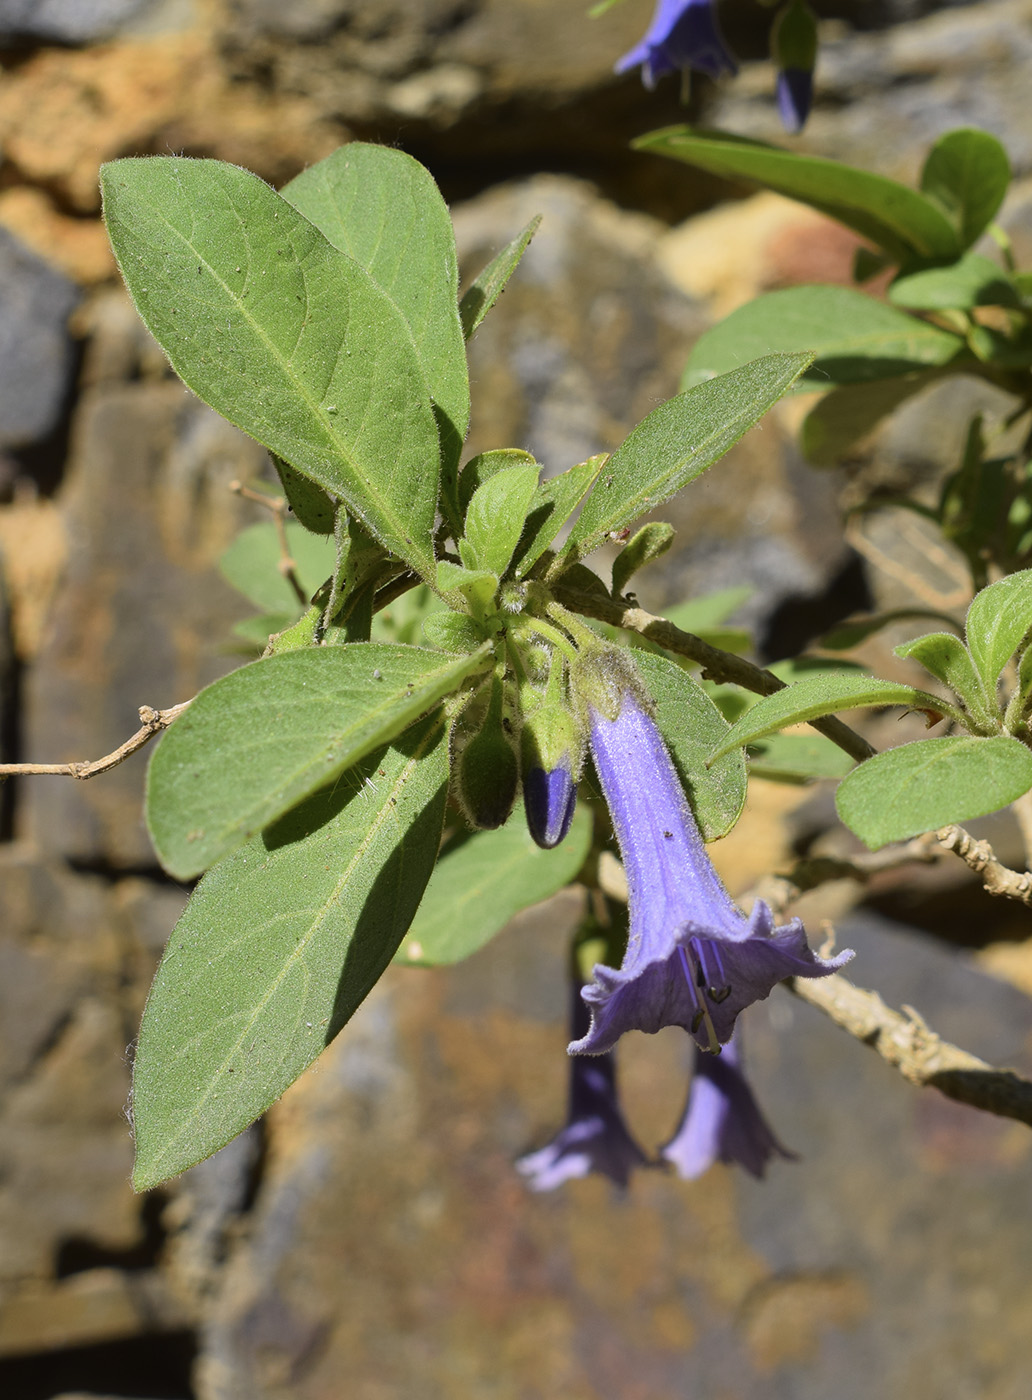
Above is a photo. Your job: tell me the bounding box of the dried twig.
[0,701,190,780]
[553,583,875,765]
[936,824,1032,906]
[229,479,309,608]
[758,867,1032,1130]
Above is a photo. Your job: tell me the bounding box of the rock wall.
[1,3,1031,1397]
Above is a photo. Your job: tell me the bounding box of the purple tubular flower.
[662,1030,796,1179]
[517,983,649,1191]
[570,682,851,1057]
[523,764,578,850]
[615,0,738,88]
[777,67,813,133]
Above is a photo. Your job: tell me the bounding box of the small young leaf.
[132,717,449,1189]
[920,128,1011,250]
[395,805,592,966]
[836,734,1032,850]
[633,651,746,840]
[515,454,607,578]
[146,641,491,879]
[894,632,997,730]
[965,568,1032,693]
[458,449,538,515]
[889,251,1020,312]
[682,286,966,391]
[422,611,486,653]
[612,522,675,598]
[435,560,498,615]
[566,352,813,560]
[100,157,440,581]
[220,522,336,614]
[636,127,961,264]
[710,673,965,764]
[459,215,541,339]
[463,464,541,577]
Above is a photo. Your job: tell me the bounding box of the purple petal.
[615,0,738,86]
[777,67,813,133]
[571,682,851,1056]
[662,1031,796,1179]
[523,765,578,849]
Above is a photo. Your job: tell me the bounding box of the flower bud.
[455,677,519,830]
[520,701,581,849]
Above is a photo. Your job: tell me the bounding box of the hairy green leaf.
[101,157,440,580]
[965,568,1032,693]
[889,251,1019,312]
[132,717,449,1189]
[637,127,961,263]
[459,215,541,339]
[517,454,607,578]
[567,353,812,559]
[836,734,1032,850]
[463,464,541,577]
[147,641,490,878]
[683,286,966,391]
[710,673,965,764]
[395,805,592,966]
[894,632,998,731]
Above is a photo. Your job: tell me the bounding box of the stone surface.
[0,228,79,451]
[20,295,270,865]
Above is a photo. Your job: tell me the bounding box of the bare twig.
[0,701,190,780]
[757,866,1032,1130]
[936,823,1032,906]
[553,583,875,765]
[229,479,309,608]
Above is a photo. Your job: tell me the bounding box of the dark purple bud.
[523,764,578,850]
[776,67,813,133]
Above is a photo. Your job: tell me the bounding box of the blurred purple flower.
[570,678,850,1058]
[776,67,813,133]
[662,1029,796,1179]
[517,981,648,1191]
[615,0,738,88]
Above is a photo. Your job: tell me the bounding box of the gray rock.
[0,229,79,452]
[0,0,158,44]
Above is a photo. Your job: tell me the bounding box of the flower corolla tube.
[570,669,851,1058]
[662,1028,795,1179]
[615,0,738,89]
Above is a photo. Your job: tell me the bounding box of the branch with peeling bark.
[553,582,876,765]
[937,824,1032,905]
[0,702,190,780]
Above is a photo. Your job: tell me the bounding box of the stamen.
[690,937,733,1005]
[679,946,721,1049]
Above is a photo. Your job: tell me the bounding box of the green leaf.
[889,251,1020,311]
[435,560,498,614]
[612,522,675,598]
[132,717,449,1189]
[280,143,470,524]
[462,464,541,577]
[835,734,1032,850]
[801,372,945,465]
[100,157,440,581]
[394,805,592,966]
[662,585,753,633]
[894,632,997,730]
[517,454,607,578]
[920,128,1011,250]
[567,352,813,560]
[146,641,490,879]
[819,608,962,651]
[633,651,746,839]
[421,611,486,653]
[965,568,1032,692]
[710,673,964,764]
[459,215,541,339]
[272,454,336,534]
[747,732,855,783]
[637,126,961,264]
[220,521,336,613]
[458,449,538,516]
[683,286,966,391]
